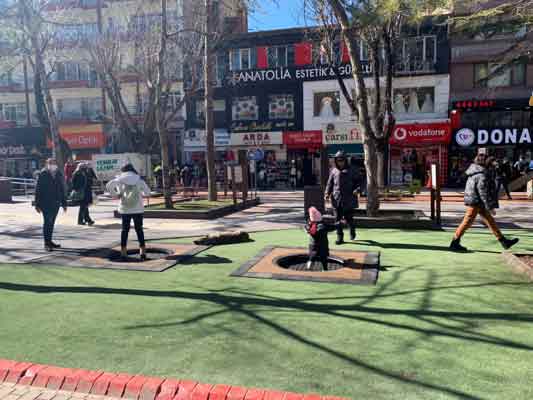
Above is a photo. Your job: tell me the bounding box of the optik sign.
[455,128,533,147]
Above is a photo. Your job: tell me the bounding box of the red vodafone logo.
[393,127,408,141]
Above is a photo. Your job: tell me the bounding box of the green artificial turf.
[1,229,532,399]
[146,199,234,211]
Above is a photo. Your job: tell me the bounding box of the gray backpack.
[121,183,140,209]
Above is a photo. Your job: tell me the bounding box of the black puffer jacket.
[464,164,491,210]
[326,165,361,211]
[306,222,336,260]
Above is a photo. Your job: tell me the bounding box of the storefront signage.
[231,120,296,133]
[455,127,533,147]
[283,131,323,147]
[323,123,363,145]
[453,100,496,110]
[48,125,106,150]
[0,145,26,157]
[228,64,366,86]
[230,131,283,146]
[184,129,230,148]
[390,123,452,146]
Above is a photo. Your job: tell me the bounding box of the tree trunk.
[377,150,385,189]
[158,0,173,209]
[37,53,65,169]
[364,141,380,216]
[204,0,217,201]
[159,127,173,208]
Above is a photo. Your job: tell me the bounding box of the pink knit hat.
[308,207,322,222]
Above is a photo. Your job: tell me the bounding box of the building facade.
[197,19,450,188]
[0,0,247,175]
[448,2,533,186]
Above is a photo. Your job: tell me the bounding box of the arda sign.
[455,128,533,147]
[230,131,283,146]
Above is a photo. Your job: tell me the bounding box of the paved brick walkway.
[0,383,113,400]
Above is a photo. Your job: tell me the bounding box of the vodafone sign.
[390,123,452,146]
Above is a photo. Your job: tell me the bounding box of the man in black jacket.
[325,151,361,245]
[35,158,67,251]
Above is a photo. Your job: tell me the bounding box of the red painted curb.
[0,359,349,400]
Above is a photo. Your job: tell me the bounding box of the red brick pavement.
[0,359,348,400]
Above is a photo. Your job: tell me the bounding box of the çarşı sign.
[455,128,533,147]
[230,131,283,146]
[390,123,452,146]
[322,123,363,145]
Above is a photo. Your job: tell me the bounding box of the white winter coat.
[106,172,151,215]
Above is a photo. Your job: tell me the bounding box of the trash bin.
[304,185,325,219]
[0,178,12,203]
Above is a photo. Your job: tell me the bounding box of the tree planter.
[114,198,261,220]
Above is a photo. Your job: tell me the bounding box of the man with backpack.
[106,164,151,261]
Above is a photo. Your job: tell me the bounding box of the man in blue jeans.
[35,158,67,251]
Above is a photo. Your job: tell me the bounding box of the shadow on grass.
[178,255,232,265]
[1,279,533,400]
[353,240,501,254]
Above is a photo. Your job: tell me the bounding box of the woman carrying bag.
[106,164,151,261]
[72,163,95,226]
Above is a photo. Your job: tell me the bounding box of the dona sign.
[455,128,533,147]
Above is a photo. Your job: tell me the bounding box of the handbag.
[69,189,84,204]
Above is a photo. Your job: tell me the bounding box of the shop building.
[0,127,48,176]
[449,3,533,186]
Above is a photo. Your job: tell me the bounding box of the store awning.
[327,144,364,156]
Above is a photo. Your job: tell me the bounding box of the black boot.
[499,237,519,250]
[350,226,356,241]
[336,232,344,245]
[450,238,467,252]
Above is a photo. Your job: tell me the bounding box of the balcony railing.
[395,58,437,75]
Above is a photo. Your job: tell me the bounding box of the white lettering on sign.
[457,128,532,146]
[0,145,26,157]
[230,64,366,85]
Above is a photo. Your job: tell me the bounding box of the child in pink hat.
[305,207,336,270]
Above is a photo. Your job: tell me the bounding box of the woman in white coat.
[106,164,151,261]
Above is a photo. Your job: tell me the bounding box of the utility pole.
[204,0,217,201]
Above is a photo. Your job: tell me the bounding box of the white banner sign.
[322,123,363,145]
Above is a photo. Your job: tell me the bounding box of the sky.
[248,0,308,32]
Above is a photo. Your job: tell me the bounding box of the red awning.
[283,131,323,149]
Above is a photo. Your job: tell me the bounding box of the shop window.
[475,62,526,88]
[269,95,294,120]
[232,96,258,121]
[313,92,340,117]
[393,87,435,114]
[240,48,250,70]
[0,103,26,125]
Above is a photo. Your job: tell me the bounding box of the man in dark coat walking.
[72,162,96,226]
[450,154,518,252]
[35,158,67,251]
[325,151,361,245]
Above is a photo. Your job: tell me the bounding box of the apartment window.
[0,103,27,125]
[397,36,437,73]
[229,48,254,71]
[57,98,102,120]
[216,53,228,85]
[213,99,226,112]
[313,42,341,65]
[313,92,340,117]
[474,62,526,88]
[54,62,93,82]
[232,96,258,121]
[240,48,250,70]
[393,87,435,114]
[268,45,294,67]
[269,95,294,119]
[196,100,205,123]
[0,72,11,86]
